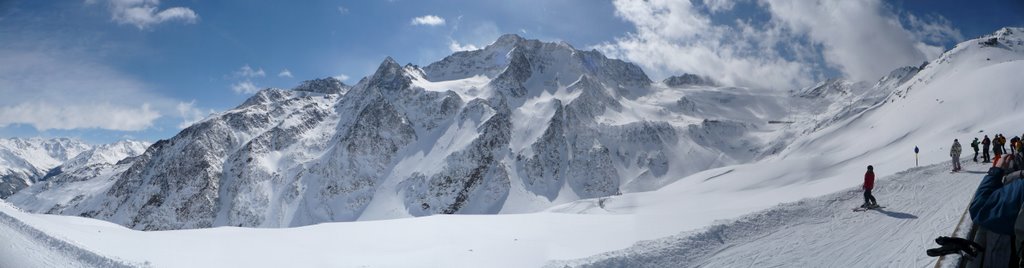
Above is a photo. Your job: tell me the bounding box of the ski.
[853,206,886,212]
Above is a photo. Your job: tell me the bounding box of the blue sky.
[0,0,1021,144]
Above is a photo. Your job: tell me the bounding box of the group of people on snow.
[968,132,1024,267]
[861,134,1024,211]
[968,134,1023,166]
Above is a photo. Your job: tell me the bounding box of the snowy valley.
[2,26,1023,267]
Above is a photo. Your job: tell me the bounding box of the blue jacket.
[970,167,1024,235]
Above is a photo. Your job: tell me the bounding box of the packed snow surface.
[0,162,985,267]
[552,162,981,267]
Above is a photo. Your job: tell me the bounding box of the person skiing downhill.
[973,137,981,162]
[951,139,963,172]
[862,165,879,209]
[983,135,992,163]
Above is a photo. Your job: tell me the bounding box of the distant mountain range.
[13,27,1011,230]
[0,138,148,198]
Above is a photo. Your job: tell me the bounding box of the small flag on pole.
[914,146,920,167]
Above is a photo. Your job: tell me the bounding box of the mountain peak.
[367,56,413,90]
[294,77,349,94]
[492,34,525,47]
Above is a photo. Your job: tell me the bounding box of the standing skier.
[983,135,992,163]
[862,165,879,209]
[1000,134,1008,153]
[1012,136,1021,154]
[972,137,981,162]
[951,139,962,172]
[995,139,1005,167]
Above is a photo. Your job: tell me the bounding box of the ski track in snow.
[550,162,983,267]
[0,203,143,268]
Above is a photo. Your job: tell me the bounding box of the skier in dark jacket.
[1013,136,1021,154]
[862,165,878,208]
[996,140,1006,167]
[984,135,993,163]
[973,137,981,162]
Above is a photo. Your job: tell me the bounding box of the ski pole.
[915,146,920,167]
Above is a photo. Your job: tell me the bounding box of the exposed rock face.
[663,73,717,87]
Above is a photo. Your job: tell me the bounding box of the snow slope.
[0,201,139,268]
[551,162,981,267]
[0,162,984,268]
[541,26,1024,267]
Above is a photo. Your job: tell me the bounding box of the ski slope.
[551,162,982,267]
[0,202,139,268]
[0,162,982,268]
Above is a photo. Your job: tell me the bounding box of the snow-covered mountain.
[0,138,90,198]
[2,27,1023,268]
[0,138,149,199]
[7,33,955,231]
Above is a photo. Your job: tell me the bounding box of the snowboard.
[853,206,886,212]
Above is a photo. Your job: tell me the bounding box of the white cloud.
[337,6,349,14]
[175,100,213,129]
[234,65,265,78]
[0,49,199,131]
[449,40,480,52]
[333,74,350,81]
[598,0,814,89]
[761,0,944,82]
[598,0,962,90]
[411,15,446,26]
[99,0,199,29]
[231,80,260,94]
[278,69,293,78]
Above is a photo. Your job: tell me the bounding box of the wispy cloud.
[411,15,446,26]
[337,6,349,15]
[234,65,265,78]
[231,80,260,94]
[94,0,199,30]
[905,13,964,44]
[333,74,350,81]
[449,40,480,52]
[176,100,213,129]
[229,65,265,94]
[278,69,293,78]
[0,102,160,131]
[0,49,196,131]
